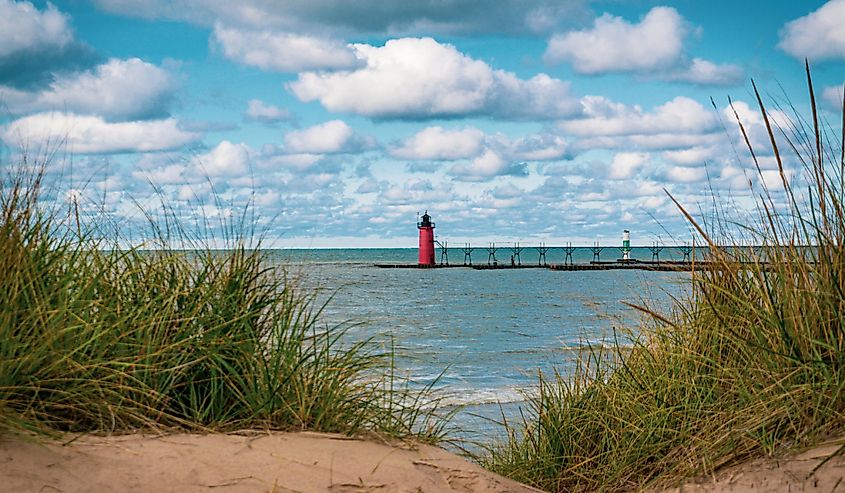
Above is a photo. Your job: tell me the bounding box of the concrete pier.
[374,260,722,272]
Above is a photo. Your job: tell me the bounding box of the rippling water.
[268,248,692,443]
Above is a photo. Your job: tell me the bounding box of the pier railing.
[374,243,792,271]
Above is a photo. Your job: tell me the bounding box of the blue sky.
[1,0,844,247]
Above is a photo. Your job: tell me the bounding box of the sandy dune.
[0,431,542,492]
[660,438,845,493]
[3,431,844,492]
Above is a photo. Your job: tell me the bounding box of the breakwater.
[375,259,724,272]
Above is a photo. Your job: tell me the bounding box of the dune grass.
[0,158,444,441]
[481,66,845,491]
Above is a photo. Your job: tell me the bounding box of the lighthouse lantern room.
[417,211,436,266]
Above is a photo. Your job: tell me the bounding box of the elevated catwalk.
[375,260,727,272]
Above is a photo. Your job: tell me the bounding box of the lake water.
[269,247,692,445]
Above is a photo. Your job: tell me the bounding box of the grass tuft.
[481,68,845,491]
[0,156,445,442]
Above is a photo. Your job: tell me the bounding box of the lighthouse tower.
[622,230,631,260]
[417,211,436,266]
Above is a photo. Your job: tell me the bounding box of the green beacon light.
[622,230,631,260]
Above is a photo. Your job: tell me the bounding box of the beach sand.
[658,437,845,493]
[2,432,843,492]
[0,431,542,492]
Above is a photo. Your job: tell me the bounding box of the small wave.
[284,261,375,267]
[558,339,635,352]
[502,348,546,354]
[434,386,537,407]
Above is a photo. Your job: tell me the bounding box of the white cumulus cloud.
[544,7,685,73]
[2,112,200,153]
[212,23,361,72]
[391,126,485,160]
[664,165,707,183]
[0,0,72,58]
[720,100,792,154]
[393,127,569,169]
[259,152,323,172]
[560,96,717,137]
[609,152,649,179]
[4,58,177,120]
[244,99,292,123]
[283,120,372,154]
[509,133,568,161]
[779,0,845,60]
[191,140,251,177]
[666,58,744,86]
[449,149,526,181]
[488,183,525,199]
[661,146,717,166]
[289,37,580,120]
[823,83,844,109]
[133,163,188,185]
[543,7,742,85]
[92,0,590,36]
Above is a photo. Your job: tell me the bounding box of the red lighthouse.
[417,211,436,266]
